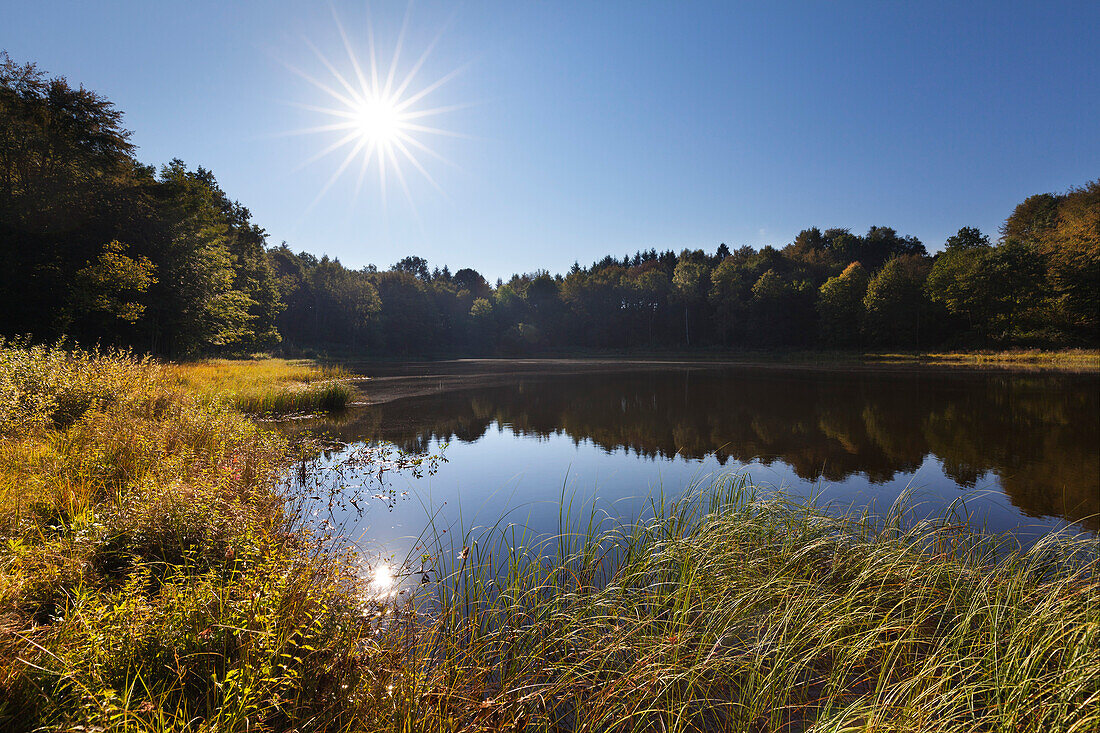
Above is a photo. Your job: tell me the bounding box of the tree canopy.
[2,52,1096,355]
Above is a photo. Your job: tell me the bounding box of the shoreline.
[337,351,1099,406]
[3,345,1096,731]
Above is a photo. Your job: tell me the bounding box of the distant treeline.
[2,52,1097,356]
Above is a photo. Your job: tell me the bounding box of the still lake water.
[283,361,1099,566]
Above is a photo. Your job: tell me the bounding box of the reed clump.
[169,358,352,415]
[370,480,1099,732]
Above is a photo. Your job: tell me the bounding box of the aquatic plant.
[371,479,1099,732]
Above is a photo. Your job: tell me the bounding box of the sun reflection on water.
[368,561,399,601]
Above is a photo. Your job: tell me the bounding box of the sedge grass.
[168,358,352,415]
[866,348,1100,370]
[369,478,1099,732]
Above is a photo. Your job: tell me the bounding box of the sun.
[280,5,468,211]
[354,96,402,144]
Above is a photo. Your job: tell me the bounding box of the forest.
[3,52,1098,356]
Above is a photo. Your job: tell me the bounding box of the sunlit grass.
[0,343,366,730]
[869,348,1100,369]
[1,341,1095,731]
[169,357,353,414]
[373,481,1099,731]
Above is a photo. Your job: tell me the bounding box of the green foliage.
[1002,192,1061,242]
[943,225,990,251]
[817,261,868,347]
[0,55,283,356]
[671,249,710,301]
[708,257,748,344]
[70,240,157,326]
[227,208,284,350]
[864,256,931,347]
[150,162,251,354]
[371,270,436,354]
[750,269,815,346]
[266,202,1096,354]
[1038,181,1100,336]
[454,267,491,299]
[928,187,1099,344]
[673,250,711,345]
[927,229,1049,341]
[470,297,492,319]
[0,52,140,343]
[2,51,1097,356]
[926,235,992,330]
[391,254,430,281]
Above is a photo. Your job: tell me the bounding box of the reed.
[366,478,1099,732]
[168,357,352,415]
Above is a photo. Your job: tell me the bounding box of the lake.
[282,360,1099,571]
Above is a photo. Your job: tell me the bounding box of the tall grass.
[169,358,352,415]
[1,342,1096,731]
[0,343,370,731]
[868,348,1100,370]
[367,479,1099,732]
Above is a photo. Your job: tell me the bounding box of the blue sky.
[6,1,1098,280]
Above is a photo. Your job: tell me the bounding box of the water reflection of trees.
[294,369,1099,530]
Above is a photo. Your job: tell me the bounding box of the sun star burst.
[282,5,468,212]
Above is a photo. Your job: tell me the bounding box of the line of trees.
[2,52,1097,356]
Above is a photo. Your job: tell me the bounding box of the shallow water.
[284,361,1099,573]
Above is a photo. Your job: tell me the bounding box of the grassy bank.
[170,358,352,415]
[866,348,1100,370]
[0,343,1096,731]
[649,347,1100,370]
[0,344,368,730]
[319,348,1100,373]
